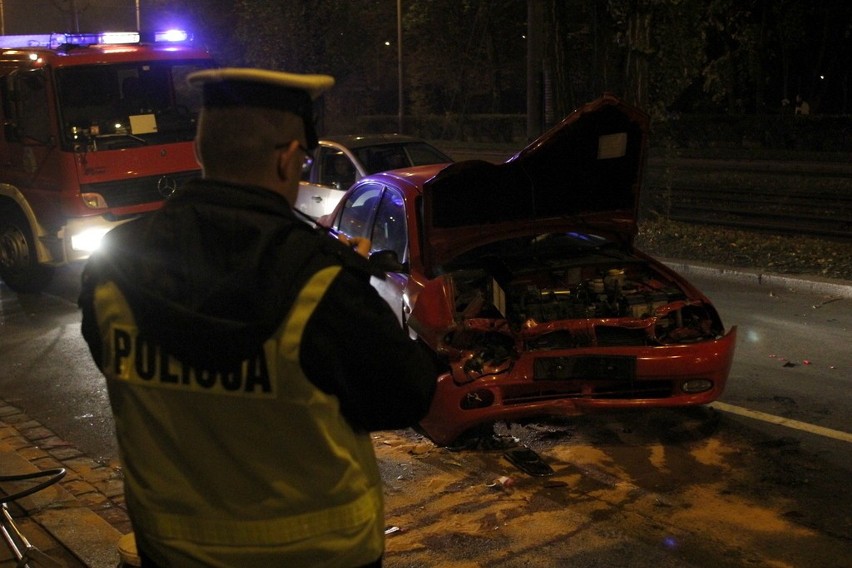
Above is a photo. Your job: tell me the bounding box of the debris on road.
[503,446,555,476]
[486,476,515,490]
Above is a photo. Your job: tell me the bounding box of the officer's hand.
[338,235,371,258]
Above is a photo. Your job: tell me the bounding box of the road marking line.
[710,401,852,443]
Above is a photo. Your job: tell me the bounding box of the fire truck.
[0,31,215,293]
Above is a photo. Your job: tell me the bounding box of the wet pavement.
[1,261,850,568]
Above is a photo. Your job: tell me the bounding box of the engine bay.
[434,234,725,381]
[503,265,684,323]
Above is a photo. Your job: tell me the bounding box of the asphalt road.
[683,268,851,471]
[374,267,852,567]
[0,264,117,463]
[1,263,850,567]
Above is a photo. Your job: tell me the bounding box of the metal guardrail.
[648,184,852,238]
[644,159,852,240]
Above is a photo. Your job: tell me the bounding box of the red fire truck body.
[0,32,214,292]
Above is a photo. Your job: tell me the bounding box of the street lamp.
[397,0,403,133]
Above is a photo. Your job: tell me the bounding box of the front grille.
[534,355,636,381]
[501,379,675,405]
[592,380,674,399]
[81,170,200,208]
[503,387,583,405]
[498,355,674,405]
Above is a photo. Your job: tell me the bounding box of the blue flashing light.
[0,30,190,51]
[51,32,140,47]
[154,30,190,43]
[99,32,141,44]
[0,34,54,49]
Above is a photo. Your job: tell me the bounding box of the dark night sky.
[4,1,847,113]
[3,0,138,34]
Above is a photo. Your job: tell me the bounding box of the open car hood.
[422,94,649,271]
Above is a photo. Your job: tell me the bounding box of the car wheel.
[0,210,54,293]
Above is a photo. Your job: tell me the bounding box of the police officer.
[79,68,436,568]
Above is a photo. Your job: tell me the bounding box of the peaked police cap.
[187,68,335,149]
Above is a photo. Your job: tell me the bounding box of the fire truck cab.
[0,31,214,292]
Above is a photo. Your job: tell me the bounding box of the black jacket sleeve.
[78,261,104,369]
[300,267,437,432]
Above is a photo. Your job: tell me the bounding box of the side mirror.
[369,249,407,273]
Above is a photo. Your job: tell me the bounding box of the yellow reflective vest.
[90,265,384,568]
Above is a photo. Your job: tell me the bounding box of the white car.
[295,134,452,220]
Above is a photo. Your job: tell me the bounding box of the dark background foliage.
[9,0,850,145]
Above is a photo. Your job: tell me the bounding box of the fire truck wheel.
[0,211,54,293]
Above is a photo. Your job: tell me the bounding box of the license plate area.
[534,355,636,381]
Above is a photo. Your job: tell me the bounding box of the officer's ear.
[276,140,302,183]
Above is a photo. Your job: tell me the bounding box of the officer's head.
[187,68,334,203]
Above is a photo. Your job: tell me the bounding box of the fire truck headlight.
[71,227,111,253]
[81,192,108,209]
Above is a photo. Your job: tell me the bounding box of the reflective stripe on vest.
[129,484,383,546]
[282,265,339,363]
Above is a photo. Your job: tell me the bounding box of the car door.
[367,186,412,331]
[334,182,382,240]
[296,145,358,220]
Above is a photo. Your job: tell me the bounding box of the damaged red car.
[318,94,737,446]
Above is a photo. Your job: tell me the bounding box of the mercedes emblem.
[157,176,178,198]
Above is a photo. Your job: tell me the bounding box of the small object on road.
[407,442,433,455]
[385,526,401,535]
[487,475,515,490]
[782,361,797,368]
[812,297,841,309]
[503,446,554,476]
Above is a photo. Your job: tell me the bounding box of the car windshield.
[354,142,451,174]
[55,60,210,150]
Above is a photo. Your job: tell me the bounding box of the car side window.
[336,183,382,239]
[319,149,356,189]
[370,188,407,263]
[407,142,451,165]
[359,147,407,174]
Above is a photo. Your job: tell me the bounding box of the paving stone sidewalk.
[0,400,130,568]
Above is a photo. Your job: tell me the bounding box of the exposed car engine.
[435,235,725,383]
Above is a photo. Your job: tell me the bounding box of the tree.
[405,1,526,115]
[143,0,847,136]
[546,0,707,119]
